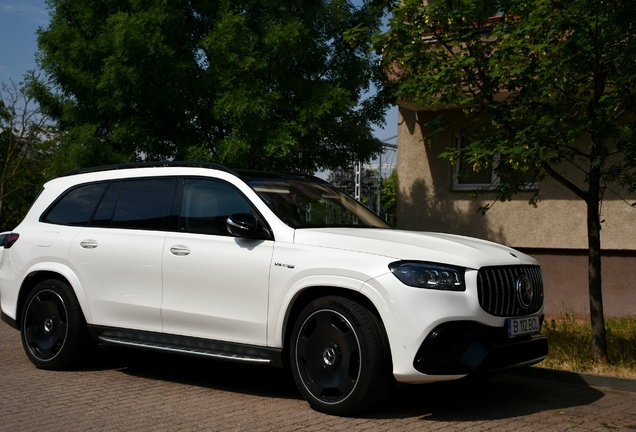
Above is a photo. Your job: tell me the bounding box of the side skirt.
[1,311,19,330]
[88,325,284,368]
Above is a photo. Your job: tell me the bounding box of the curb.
[507,367,636,393]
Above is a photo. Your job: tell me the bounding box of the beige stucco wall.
[396,107,636,251]
[521,249,636,318]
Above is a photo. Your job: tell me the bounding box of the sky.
[0,0,397,145]
[0,1,49,83]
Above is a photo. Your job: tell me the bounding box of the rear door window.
[110,179,176,230]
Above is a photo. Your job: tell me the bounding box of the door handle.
[170,245,190,256]
[79,240,98,249]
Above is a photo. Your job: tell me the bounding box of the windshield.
[241,173,391,229]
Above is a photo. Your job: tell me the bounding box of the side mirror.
[227,213,257,237]
[227,213,272,240]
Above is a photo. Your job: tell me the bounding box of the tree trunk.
[587,168,608,361]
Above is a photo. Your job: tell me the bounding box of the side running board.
[99,336,274,364]
[87,326,284,367]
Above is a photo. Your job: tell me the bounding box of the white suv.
[0,162,547,415]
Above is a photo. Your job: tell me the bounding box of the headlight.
[389,261,466,291]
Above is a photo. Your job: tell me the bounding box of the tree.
[375,0,636,359]
[0,79,56,230]
[381,168,397,224]
[29,0,388,172]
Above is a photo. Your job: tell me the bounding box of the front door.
[161,178,273,346]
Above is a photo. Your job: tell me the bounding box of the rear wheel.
[290,296,392,415]
[21,279,95,370]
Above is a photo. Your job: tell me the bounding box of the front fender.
[269,274,366,348]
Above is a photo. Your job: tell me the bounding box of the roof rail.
[61,161,237,177]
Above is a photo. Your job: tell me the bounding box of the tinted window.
[91,181,122,226]
[111,179,176,229]
[42,183,108,226]
[180,179,252,235]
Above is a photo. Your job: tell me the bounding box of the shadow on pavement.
[367,370,605,421]
[83,344,605,421]
[86,344,301,400]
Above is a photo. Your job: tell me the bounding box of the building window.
[452,136,497,191]
[452,135,538,191]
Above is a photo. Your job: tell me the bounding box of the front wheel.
[21,279,95,370]
[290,296,393,415]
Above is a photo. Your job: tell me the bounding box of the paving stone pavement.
[1,323,636,431]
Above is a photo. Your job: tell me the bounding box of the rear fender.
[20,262,93,324]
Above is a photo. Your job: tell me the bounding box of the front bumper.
[414,320,548,375]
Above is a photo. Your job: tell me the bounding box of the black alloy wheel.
[23,289,68,361]
[290,296,393,415]
[21,279,95,370]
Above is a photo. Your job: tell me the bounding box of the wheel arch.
[280,286,389,367]
[16,265,92,330]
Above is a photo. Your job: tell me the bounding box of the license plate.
[507,315,541,338]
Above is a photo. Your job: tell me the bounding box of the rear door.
[69,178,177,332]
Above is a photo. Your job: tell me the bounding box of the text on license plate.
[507,315,541,338]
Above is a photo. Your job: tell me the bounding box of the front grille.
[477,265,544,317]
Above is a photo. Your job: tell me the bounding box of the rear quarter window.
[41,183,108,226]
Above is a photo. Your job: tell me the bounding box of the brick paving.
[1,323,636,431]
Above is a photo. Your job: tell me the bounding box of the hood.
[293,228,537,269]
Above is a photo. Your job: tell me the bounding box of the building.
[396,105,636,318]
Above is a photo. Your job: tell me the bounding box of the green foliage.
[375,0,636,360]
[0,79,58,230]
[381,168,397,223]
[376,0,636,205]
[32,0,389,171]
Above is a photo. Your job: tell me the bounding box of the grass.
[540,312,636,379]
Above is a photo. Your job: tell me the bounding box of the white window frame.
[452,135,538,192]
[452,136,499,191]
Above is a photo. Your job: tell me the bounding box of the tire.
[290,296,393,416]
[21,279,95,370]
